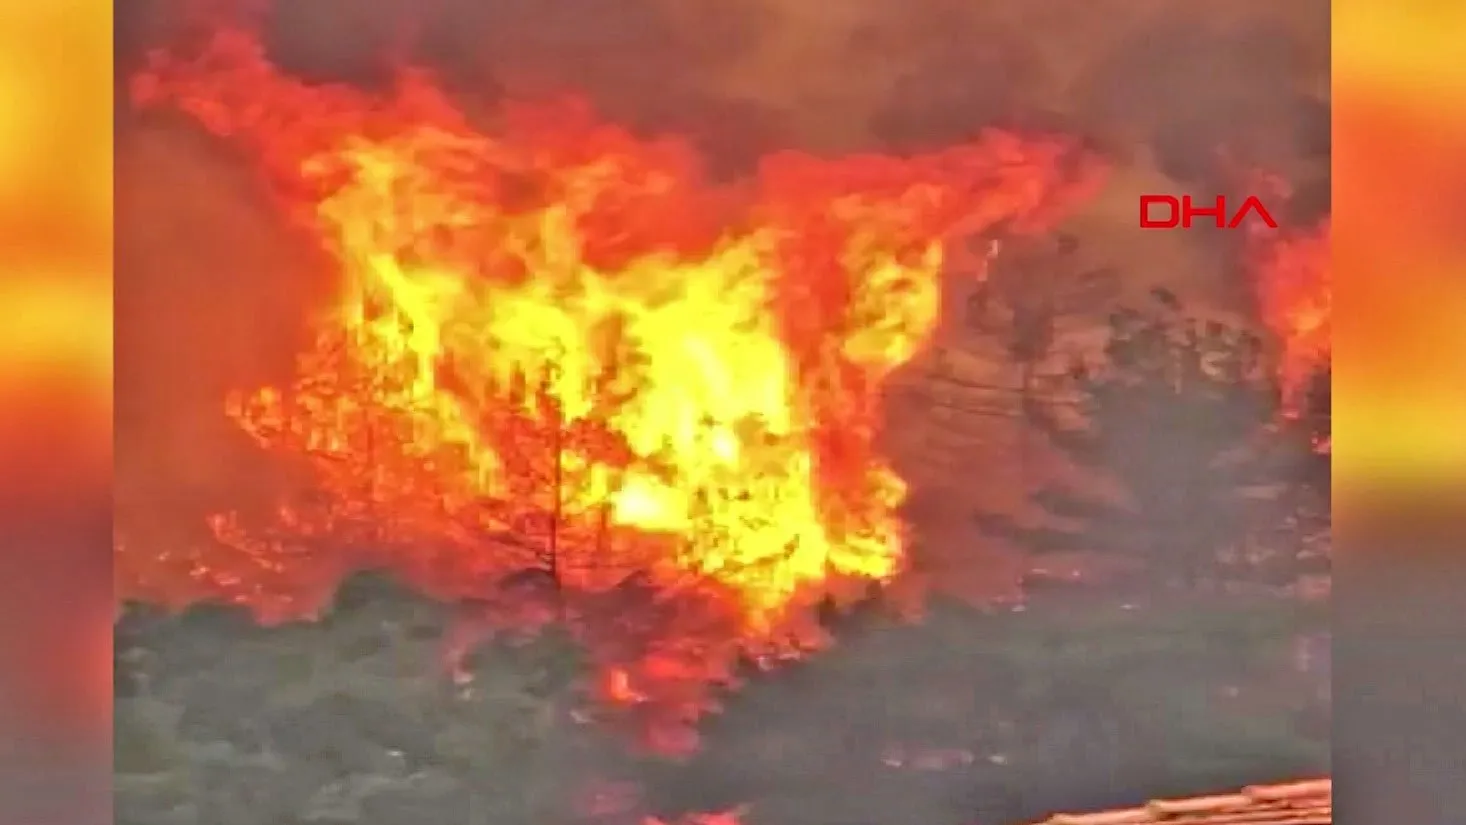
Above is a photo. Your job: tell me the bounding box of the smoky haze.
[117,0,1329,155]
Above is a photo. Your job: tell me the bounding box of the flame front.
[125,29,1101,631]
[1251,220,1331,412]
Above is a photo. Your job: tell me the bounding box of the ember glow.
[123,30,1100,638]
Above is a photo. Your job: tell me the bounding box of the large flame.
[122,29,1100,649]
[1251,220,1331,412]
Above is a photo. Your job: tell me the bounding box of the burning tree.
[1243,219,1330,582]
[1249,220,1330,420]
[118,25,1104,751]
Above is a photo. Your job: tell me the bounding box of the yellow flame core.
[126,28,1101,628]
[231,132,946,621]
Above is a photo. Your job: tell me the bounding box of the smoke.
[118,1,1327,156]
[114,118,331,549]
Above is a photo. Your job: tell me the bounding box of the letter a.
[1228,196,1279,228]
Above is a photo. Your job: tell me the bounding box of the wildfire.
[122,27,1100,678]
[1250,220,1331,414]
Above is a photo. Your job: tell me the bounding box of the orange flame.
[1250,220,1331,412]
[122,29,1101,639]
[643,811,748,825]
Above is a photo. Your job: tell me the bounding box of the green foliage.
[663,595,1328,825]
[117,571,1330,825]
[114,574,600,825]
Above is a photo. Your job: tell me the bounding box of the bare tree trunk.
[1013,302,1052,496]
[358,338,382,547]
[596,502,610,558]
[524,362,570,629]
[548,369,565,601]
[1017,360,1035,492]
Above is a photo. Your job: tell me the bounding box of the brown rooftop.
[1030,778,1331,825]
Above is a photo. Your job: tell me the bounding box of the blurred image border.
[1334,1,1466,823]
[0,0,1461,822]
[0,3,113,825]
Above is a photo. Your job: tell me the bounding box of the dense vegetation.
[116,574,1327,825]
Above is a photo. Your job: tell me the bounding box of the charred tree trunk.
[1011,300,1055,491]
[546,363,566,617]
[596,501,611,559]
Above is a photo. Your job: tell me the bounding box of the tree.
[114,576,620,825]
[1252,364,1330,585]
[976,288,1284,591]
[964,232,1119,402]
[949,231,1117,488]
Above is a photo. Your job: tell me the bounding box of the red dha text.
[1139,195,1279,229]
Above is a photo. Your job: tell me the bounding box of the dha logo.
[1139,195,1278,230]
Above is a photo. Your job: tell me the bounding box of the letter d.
[1139,195,1179,228]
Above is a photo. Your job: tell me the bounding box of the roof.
[1029,778,1331,825]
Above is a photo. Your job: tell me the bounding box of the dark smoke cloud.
[856,2,1328,179]
[1077,11,1330,186]
[117,0,1328,168]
